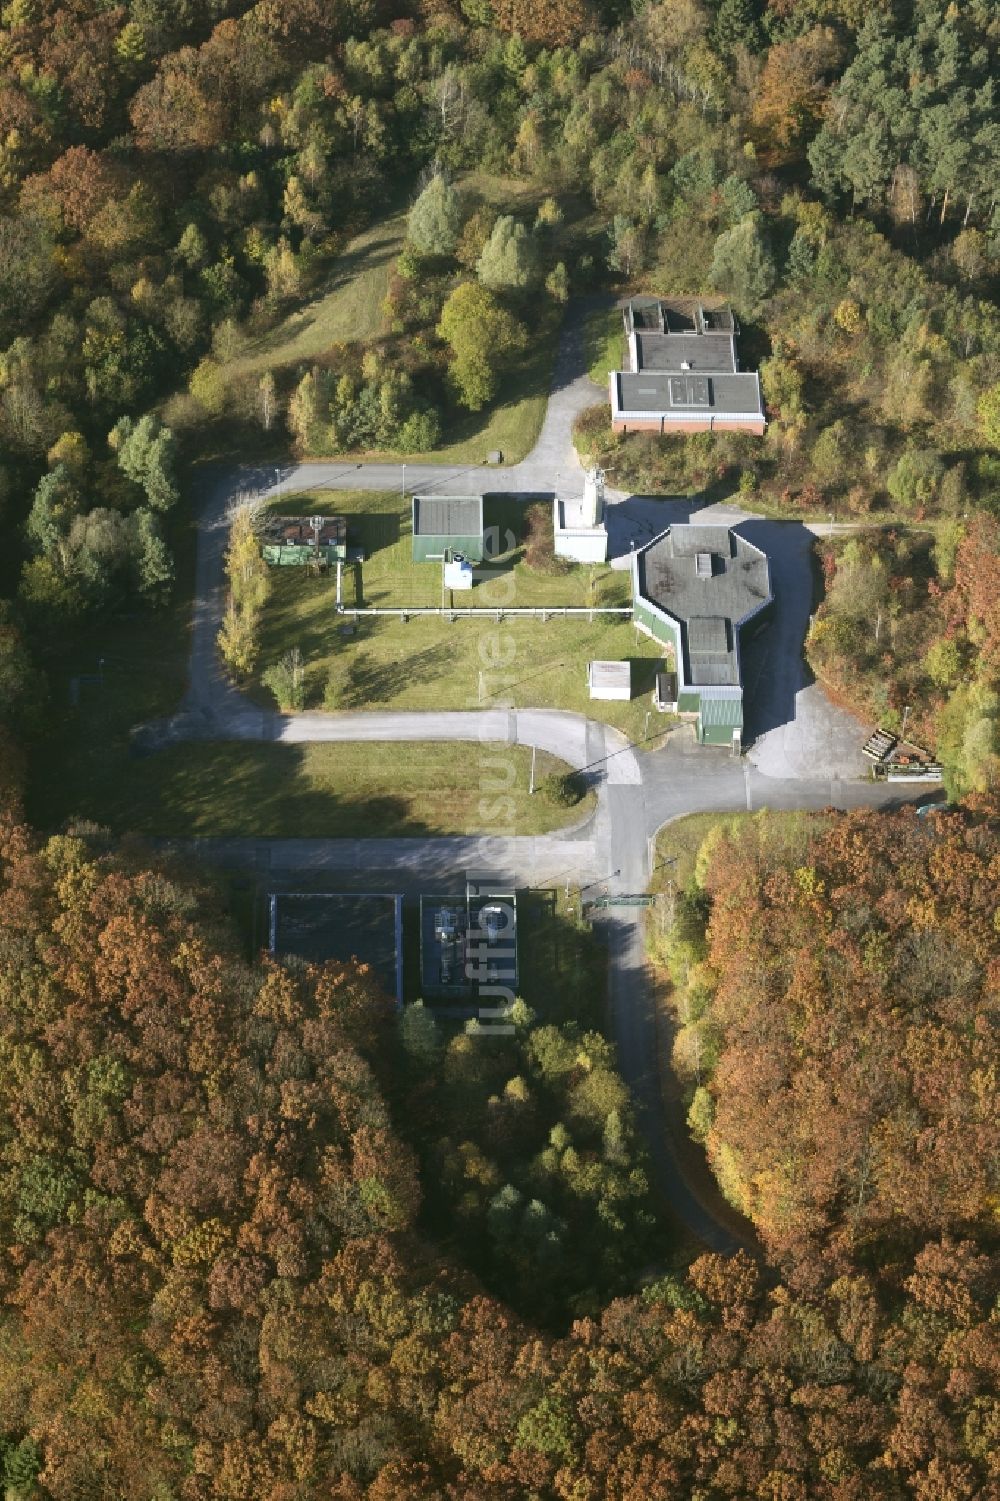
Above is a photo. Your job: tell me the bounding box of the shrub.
[572,403,616,462]
[322,662,346,710]
[888,447,945,512]
[538,771,587,807]
[523,502,569,575]
[188,357,228,416]
[397,408,441,452]
[261,648,305,712]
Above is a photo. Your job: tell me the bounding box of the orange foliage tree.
[694,809,999,1266]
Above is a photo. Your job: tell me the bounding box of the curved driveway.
[158,309,927,1254]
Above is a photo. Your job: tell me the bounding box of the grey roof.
[617,371,764,416]
[412,494,483,537]
[636,525,771,688]
[624,297,736,336]
[636,332,736,373]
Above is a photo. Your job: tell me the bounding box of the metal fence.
[336,605,635,619]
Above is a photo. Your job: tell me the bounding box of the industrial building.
[411,494,485,564]
[632,524,771,747]
[268,892,404,1007]
[609,298,765,435]
[261,514,347,565]
[419,889,518,1004]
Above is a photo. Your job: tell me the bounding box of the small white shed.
[589,660,632,701]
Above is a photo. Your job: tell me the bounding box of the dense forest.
[0,813,995,1499]
[0,0,999,799]
[661,808,998,1265]
[0,0,997,1494]
[0,0,990,774]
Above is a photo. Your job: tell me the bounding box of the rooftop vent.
[680,360,691,371]
[696,552,713,579]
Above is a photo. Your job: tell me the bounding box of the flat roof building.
[412,494,485,564]
[554,466,609,564]
[632,524,771,746]
[268,892,404,1006]
[609,298,765,436]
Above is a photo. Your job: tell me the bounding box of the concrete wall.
[554,530,609,564]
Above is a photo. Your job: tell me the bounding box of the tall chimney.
[582,466,605,527]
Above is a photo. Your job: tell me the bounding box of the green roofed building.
[631,524,771,746]
[411,494,485,564]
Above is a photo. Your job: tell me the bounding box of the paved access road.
[149,305,931,1254]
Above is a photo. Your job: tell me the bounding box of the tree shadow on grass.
[340,639,457,707]
[138,744,440,839]
[517,890,609,1029]
[352,510,402,558]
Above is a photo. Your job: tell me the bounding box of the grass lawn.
[25,583,593,839]
[516,888,609,1028]
[221,172,563,468]
[32,741,590,839]
[266,490,630,608]
[227,214,405,382]
[649,808,835,895]
[262,609,663,741]
[27,575,192,835]
[257,491,665,740]
[582,303,625,385]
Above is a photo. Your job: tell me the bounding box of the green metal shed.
[697,691,743,745]
[412,495,485,564]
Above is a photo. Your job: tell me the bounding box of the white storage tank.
[444,555,474,590]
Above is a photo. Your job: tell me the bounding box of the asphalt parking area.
[738,519,870,781]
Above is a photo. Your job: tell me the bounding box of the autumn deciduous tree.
[492,0,594,47]
[0,819,993,1497]
[218,504,270,678]
[751,27,840,155]
[0,822,420,1500]
[950,516,1000,675]
[130,54,227,153]
[20,147,119,232]
[687,809,999,1265]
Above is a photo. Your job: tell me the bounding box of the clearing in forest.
[255,491,664,739]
